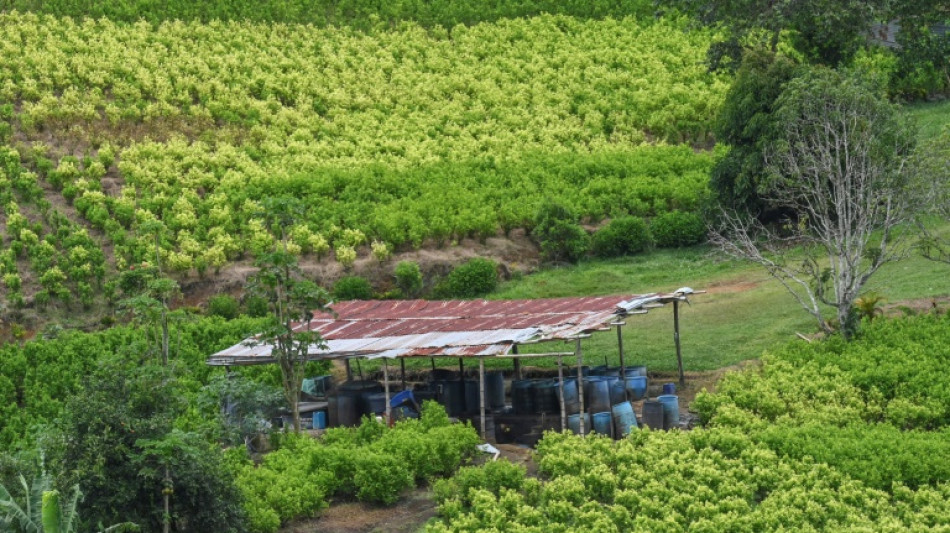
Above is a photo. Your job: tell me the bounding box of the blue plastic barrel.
[624,376,648,401]
[657,394,680,429]
[642,400,664,430]
[567,413,590,435]
[611,402,637,437]
[624,365,647,377]
[558,378,580,415]
[662,382,677,395]
[608,378,626,405]
[592,412,613,436]
[390,390,415,408]
[313,410,327,429]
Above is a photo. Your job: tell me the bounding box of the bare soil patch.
[282,487,437,533]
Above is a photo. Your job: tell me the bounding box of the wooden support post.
[674,299,685,386]
[383,359,391,425]
[345,358,353,381]
[356,359,363,380]
[431,357,436,371]
[557,354,566,432]
[400,358,406,389]
[575,338,585,435]
[512,345,522,380]
[479,357,486,440]
[617,324,626,376]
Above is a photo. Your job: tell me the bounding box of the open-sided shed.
[208,289,701,436]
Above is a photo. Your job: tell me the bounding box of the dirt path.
[283,488,438,533]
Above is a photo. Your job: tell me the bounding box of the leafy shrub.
[243,295,270,318]
[332,276,374,300]
[532,203,589,264]
[208,294,240,319]
[433,460,527,506]
[651,210,707,248]
[353,452,414,505]
[394,260,423,298]
[590,216,652,258]
[436,258,497,298]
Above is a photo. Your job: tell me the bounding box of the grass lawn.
[908,99,950,141]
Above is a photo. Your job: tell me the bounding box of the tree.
[664,0,890,68]
[709,49,801,217]
[246,197,331,433]
[50,357,245,533]
[917,130,950,263]
[710,68,920,339]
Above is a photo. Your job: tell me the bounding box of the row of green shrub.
[536,206,707,264]
[426,313,950,531]
[231,403,480,532]
[1,0,655,28]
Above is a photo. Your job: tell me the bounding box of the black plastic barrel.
[431,380,466,416]
[336,393,360,427]
[486,371,506,410]
[429,369,459,381]
[512,380,534,415]
[584,377,611,414]
[464,379,480,414]
[642,401,664,430]
[366,392,388,415]
[338,380,384,423]
[533,380,559,414]
[327,395,339,427]
[558,378,580,415]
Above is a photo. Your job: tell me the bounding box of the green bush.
[650,210,707,248]
[353,452,415,505]
[433,460,527,506]
[243,295,270,318]
[532,202,590,264]
[207,294,240,319]
[394,260,423,298]
[436,258,497,298]
[332,276,374,300]
[590,216,652,258]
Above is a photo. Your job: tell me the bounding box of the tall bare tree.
[917,130,950,263]
[710,68,921,339]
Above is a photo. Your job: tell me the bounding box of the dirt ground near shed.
[279,365,747,533]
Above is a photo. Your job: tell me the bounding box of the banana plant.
[1,473,137,533]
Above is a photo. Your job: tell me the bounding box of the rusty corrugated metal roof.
[207,291,696,366]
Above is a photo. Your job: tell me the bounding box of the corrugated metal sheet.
[207,291,695,365]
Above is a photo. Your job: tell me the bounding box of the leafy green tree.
[531,202,589,264]
[393,261,423,298]
[709,49,801,217]
[664,0,889,67]
[246,197,332,432]
[49,357,246,532]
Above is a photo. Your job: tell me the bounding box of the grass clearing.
[370,236,950,375]
[908,100,950,141]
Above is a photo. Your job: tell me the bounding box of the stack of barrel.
[428,370,507,417]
